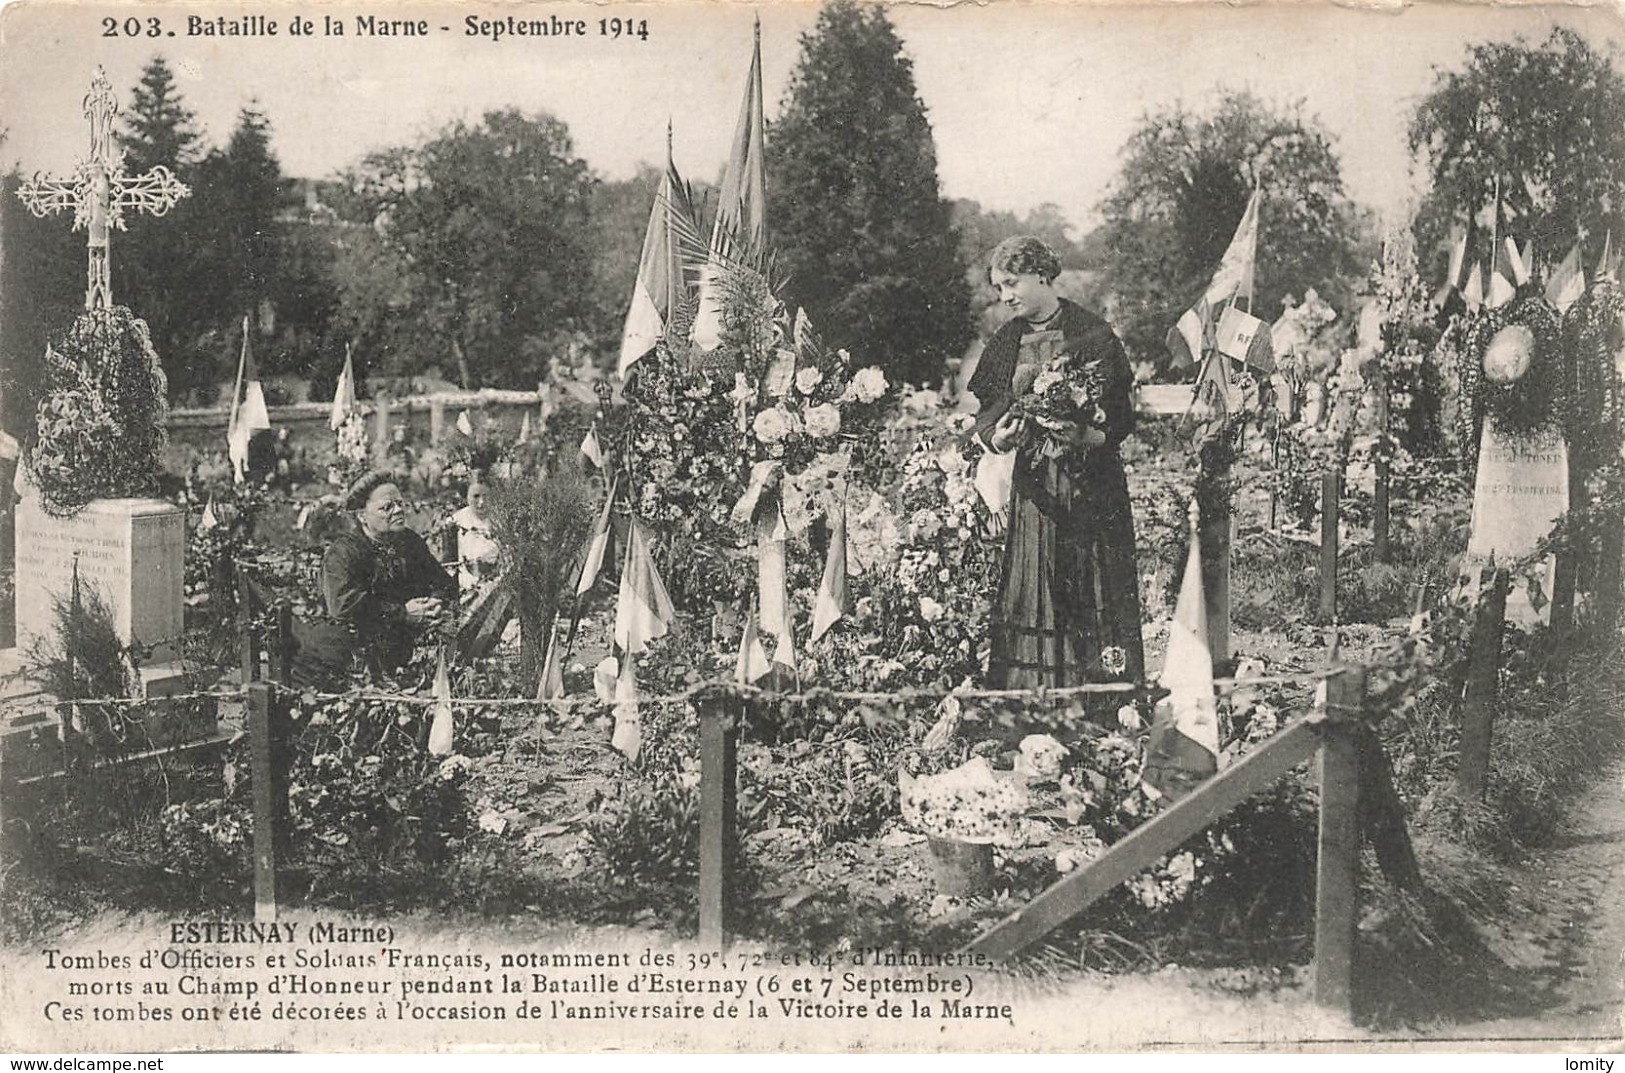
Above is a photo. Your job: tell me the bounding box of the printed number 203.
[599,18,648,40]
[103,16,164,36]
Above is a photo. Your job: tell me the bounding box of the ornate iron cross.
[16,66,190,311]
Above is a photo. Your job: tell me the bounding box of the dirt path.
[1416,761,1625,1046]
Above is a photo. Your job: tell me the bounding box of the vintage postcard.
[0,0,1622,1056]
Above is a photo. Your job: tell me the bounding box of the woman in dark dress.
[968,236,1145,694]
[296,472,456,684]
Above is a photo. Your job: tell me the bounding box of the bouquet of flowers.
[1004,348,1111,466]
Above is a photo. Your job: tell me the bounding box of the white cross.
[17,66,190,311]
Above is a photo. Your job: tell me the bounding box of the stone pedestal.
[14,496,185,672]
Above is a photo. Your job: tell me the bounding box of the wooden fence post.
[248,681,282,922]
[272,602,293,686]
[1374,381,1390,564]
[1320,470,1340,624]
[236,565,258,685]
[698,695,739,948]
[1314,665,1366,1017]
[1456,569,1508,799]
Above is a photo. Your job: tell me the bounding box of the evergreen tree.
[768,0,970,388]
[121,56,201,175]
[117,57,207,398]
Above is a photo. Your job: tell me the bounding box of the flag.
[810,502,849,643]
[580,426,605,469]
[619,126,697,377]
[428,647,455,757]
[575,479,617,596]
[1166,187,1263,370]
[329,346,357,431]
[610,651,641,761]
[734,610,771,685]
[226,317,271,484]
[456,410,474,437]
[771,628,796,675]
[756,510,789,637]
[1599,231,1619,282]
[536,618,564,702]
[1545,243,1586,314]
[1462,261,1485,312]
[517,411,532,446]
[1142,503,1219,801]
[199,494,218,531]
[1214,305,1274,371]
[692,20,768,351]
[614,518,675,656]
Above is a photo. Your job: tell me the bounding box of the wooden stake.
[1320,470,1340,623]
[249,681,279,922]
[1456,570,1508,799]
[236,564,258,684]
[1314,665,1366,1016]
[698,696,738,948]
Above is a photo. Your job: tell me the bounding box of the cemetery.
[1,10,1623,1043]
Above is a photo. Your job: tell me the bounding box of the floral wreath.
[1561,277,1625,471]
[1458,292,1563,445]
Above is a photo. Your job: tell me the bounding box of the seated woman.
[309,471,457,680]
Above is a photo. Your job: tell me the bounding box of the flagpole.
[228,314,250,434]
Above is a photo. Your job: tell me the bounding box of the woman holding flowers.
[968,236,1144,696]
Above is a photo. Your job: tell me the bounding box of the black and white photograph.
[0,0,1622,1054]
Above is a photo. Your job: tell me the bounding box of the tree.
[332,109,603,388]
[1098,92,1369,370]
[122,55,201,176]
[0,154,82,435]
[768,0,971,387]
[1410,27,1625,275]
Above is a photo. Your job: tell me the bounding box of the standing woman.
[968,236,1145,695]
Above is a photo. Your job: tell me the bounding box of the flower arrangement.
[27,307,169,516]
[899,755,1029,847]
[1006,350,1112,468]
[1456,293,1564,450]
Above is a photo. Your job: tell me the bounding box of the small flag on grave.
[330,345,357,431]
[1546,243,1586,314]
[1142,502,1220,801]
[226,317,271,485]
[1167,187,1262,370]
[517,411,532,446]
[580,426,605,469]
[810,501,850,643]
[199,494,218,531]
[575,479,617,596]
[614,518,675,656]
[611,651,641,760]
[427,648,455,757]
[456,410,474,437]
[735,610,771,685]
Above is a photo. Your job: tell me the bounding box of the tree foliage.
[1410,27,1625,275]
[768,0,971,388]
[1098,92,1369,371]
[332,109,603,389]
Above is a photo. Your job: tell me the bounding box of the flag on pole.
[456,410,474,437]
[427,647,455,757]
[692,19,768,351]
[1142,502,1220,801]
[199,494,218,531]
[771,627,796,676]
[575,478,617,596]
[580,426,605,469]
[226,316,271,484]
[1462,261,1485,312]
[614,518,675,656]
[610,652,642,760]
[735,610,771,684]
[619,124,697,377]
[329,345,357,431]
[1599,231,1618,282]
[1545,243,1586,314]
[517,411,532,446]
[1166,187,1263,370]
[810,502,850,643]
[1214,304,1274,370]
[756,510,789,637]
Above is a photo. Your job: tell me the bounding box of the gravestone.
[13,496,187,693]
[1461,421,1567,626]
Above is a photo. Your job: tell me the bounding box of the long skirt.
[987,455,1145,697]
